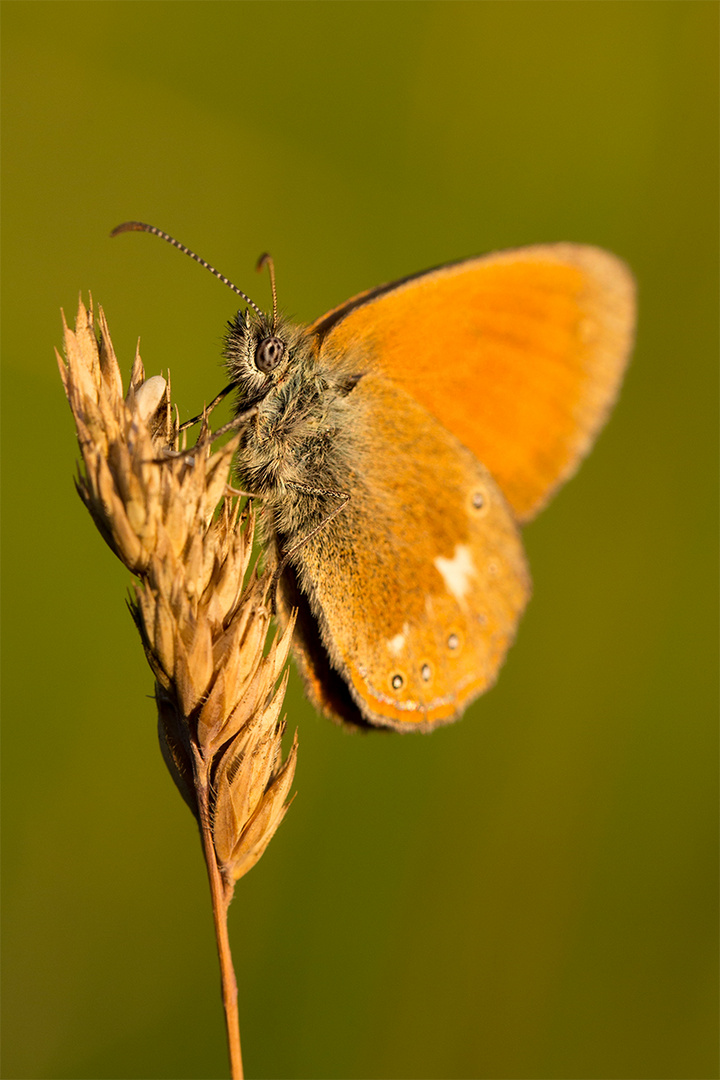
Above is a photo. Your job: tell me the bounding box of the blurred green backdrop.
[2,3,717,1079]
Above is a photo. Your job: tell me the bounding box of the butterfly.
[113,224,635,731]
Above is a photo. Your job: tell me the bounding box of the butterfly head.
[224,306,309,401]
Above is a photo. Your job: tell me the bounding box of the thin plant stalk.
[195,755,243,1079]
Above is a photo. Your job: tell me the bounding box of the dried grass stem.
[57,296,297,1080]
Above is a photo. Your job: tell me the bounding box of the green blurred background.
[2,3,717,1078]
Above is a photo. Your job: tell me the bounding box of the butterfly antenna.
[111,221,265,318]
[256,252,278,330]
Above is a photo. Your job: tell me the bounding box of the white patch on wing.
[387,632,406,656]
[434,544,477,601]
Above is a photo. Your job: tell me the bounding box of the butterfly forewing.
[312,244,635,522]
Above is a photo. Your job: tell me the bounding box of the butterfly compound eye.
[256,335,285,374]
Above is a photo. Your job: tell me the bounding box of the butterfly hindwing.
[276,371,530,730]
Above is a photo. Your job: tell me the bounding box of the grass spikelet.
[57,295,297,1080]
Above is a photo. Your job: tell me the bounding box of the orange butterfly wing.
[274,373,530,730]
[311,244,635,522]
